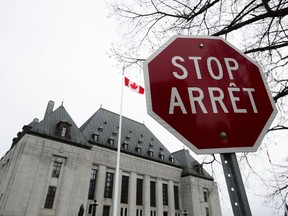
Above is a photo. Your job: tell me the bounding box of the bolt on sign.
[144,35,277,154]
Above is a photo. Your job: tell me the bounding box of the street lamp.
[183,210,188,216]
[91,200,99,216]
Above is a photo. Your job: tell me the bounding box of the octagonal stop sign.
[144,35,277,154]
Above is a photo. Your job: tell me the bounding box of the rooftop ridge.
[80,107,180,166]
[80,107,148,136]
[30,104,91,148]
[99,107,146,126]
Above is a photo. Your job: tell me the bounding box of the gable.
[29,105,91,148]
[80,108,180,166]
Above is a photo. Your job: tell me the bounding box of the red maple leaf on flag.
[124,77,145,94]
[130,82,138,90]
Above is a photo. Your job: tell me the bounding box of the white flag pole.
[112,68,125,216]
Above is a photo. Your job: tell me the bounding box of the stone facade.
[0,101,222,216]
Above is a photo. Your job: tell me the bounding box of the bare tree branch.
[109,2,288,211]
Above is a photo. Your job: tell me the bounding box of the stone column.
[143,175,150,216]
[95,165,106,216]
[128,172,137,216]
[168,180,175,216]
[156,178,163,216]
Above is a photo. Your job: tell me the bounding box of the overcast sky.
[0,1,287,216]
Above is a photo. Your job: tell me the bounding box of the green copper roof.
[172,149,214,180]
[80,108,180,166]
[7,101,214,180]
[29,105,91,148]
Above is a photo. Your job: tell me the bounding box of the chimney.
[44,100,55,119]
[32,118,39,124]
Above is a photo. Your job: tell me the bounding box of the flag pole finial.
[122,66,125,75]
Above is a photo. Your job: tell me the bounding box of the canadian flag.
[124,77,145,94]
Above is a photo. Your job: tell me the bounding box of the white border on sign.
[143,35,278,155]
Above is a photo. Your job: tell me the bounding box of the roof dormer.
[122,140,129,150]
[92,131,99,142]
[108,136,115,146]
[56,120,72,140]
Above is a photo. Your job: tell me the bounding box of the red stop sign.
[144,35,277,154]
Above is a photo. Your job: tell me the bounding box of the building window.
[205,207,210,216]
[150,181,156,207]
[150,210,156,216]
[122,141,129,150]
[159,153,164,160]
[162,183,168,206]
[121,176,129,204]
[61,127,67,137]
[92,133,99,142]
[174,185,180,210]
[56,121,72,139]
[88,204,92,214]
[52,161,61,178]
[148,150,153,157]
[88,202,98,214]
[104,172,114,198]
[136,178,143,206]
[108,138,115,146]
[88,169,97,200]
[120,207,128,216]
[136,146,142,154]
[203,188,209,202]
[195,164,204,175]
[136,209,143,216]
[44,186,57,209]
[103,206,110,216]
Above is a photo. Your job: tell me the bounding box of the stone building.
[0,101,222,216]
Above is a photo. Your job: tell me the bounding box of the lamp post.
[91,200,99,216]
[183,210,188,216]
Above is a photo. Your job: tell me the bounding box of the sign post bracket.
[220,153,252,216]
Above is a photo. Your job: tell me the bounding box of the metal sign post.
[220,153,252,216]
[143,35,277,215]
